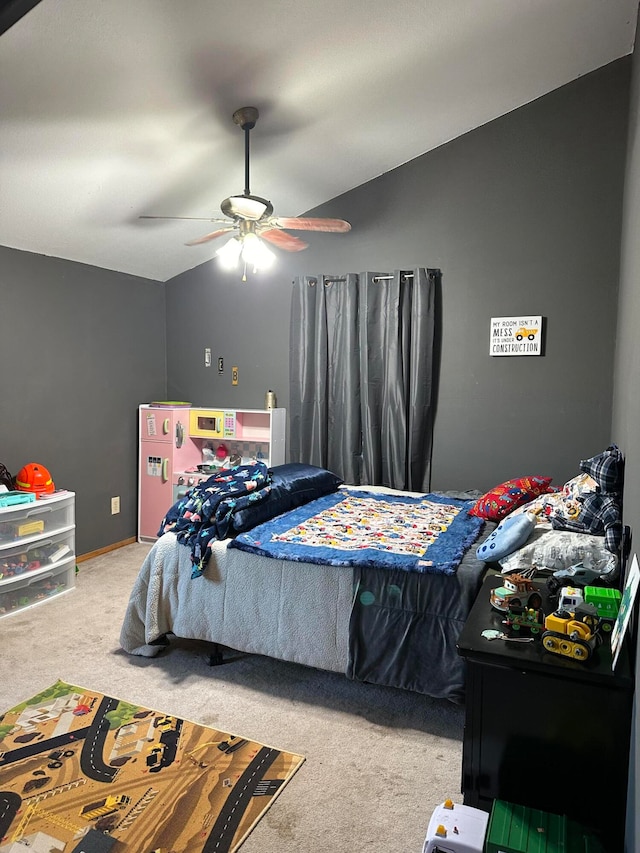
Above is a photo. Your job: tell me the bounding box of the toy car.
[490,573,542,613]
[583,585,622,632]
[503,604,545,634]
[546,562,603,594]
[557,585,584,612]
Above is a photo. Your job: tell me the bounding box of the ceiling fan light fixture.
[216,236,242,269]
[242,232,275,270]
[215,232,275,275]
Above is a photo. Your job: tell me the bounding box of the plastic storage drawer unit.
[0,558,75,617]
[0,491,75,619]
[0,529,75,581]
[0,493,74,549]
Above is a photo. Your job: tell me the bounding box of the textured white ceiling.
[1,0,637,281]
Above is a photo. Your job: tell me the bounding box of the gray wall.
[167,58,630,493]
[0,247,166,554]
[612,5,640,849]
[166,264,290,411]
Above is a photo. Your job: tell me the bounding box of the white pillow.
[499,525,612,574]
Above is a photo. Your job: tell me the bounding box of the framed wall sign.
[611,553,640,670]
[490,315,543,356]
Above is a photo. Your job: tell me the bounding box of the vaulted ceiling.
[1,0,637,281]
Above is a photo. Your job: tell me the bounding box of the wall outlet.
[232,366,239,386]
[111,496,120,515]
[204,347,212,367]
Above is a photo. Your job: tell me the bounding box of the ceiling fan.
[140,106,351,274]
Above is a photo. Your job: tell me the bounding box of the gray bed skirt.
[120,532,353,672]
[120,489,491,703]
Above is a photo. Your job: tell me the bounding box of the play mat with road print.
[0,680,304,853]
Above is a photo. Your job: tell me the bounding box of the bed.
[120,464,493,704]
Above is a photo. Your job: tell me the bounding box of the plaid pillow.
[469,475,553,521]
[579,445,624,493]
[550,445,625,552]
[551,494,622,552]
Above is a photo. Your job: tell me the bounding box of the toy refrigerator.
[138,404,200,542]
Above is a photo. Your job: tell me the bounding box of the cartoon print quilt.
[229,489,484,575]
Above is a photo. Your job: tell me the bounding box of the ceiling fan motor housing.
[233,106,259,130]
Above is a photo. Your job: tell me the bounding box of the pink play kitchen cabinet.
[137,404,286,542]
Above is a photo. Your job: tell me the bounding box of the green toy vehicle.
[503,604,545,634]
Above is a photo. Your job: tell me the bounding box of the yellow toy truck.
[541,602,602,661]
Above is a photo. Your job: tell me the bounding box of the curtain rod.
[373,274,413,281]
[308,273,416,284]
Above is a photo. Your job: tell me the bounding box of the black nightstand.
[457,573,634,852]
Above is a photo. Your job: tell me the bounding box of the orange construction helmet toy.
[15,462,55,495]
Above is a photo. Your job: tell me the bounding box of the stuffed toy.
[551,445,624,553]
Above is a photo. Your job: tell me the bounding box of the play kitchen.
[137,402,286,542]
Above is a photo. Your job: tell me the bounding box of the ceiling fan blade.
[271,217,351,233]
[260,228,309,252]
[139,215,230,223]
[185,227,235,246]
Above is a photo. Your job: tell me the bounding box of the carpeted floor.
[0,542,466,852]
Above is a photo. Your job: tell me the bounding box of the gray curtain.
[289,268,437,491]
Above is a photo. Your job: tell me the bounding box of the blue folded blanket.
[158,461,271,577]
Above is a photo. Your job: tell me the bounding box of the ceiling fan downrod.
[233,107,259,197]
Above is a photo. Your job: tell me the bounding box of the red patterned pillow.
[469,475,553,521]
